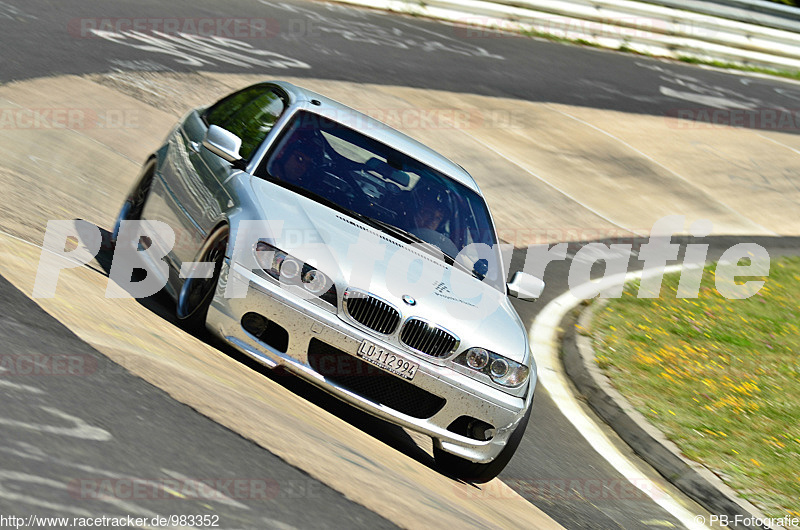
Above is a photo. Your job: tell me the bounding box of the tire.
[112,159,156,245]
[434,404,532,483]
[176,225,229,332]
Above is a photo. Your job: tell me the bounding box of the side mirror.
[507,271,545,301]
[203,125,246,170]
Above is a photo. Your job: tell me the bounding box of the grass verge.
[591,257,800,518]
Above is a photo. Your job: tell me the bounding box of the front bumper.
[206,259,534,463]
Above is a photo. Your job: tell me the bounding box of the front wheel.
[434,404,532,483]
[176,225,229,332]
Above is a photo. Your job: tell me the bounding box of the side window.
[205,85,286,160]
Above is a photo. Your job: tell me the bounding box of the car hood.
[245,178,529,363]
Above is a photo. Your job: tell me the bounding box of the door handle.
[190,140,201,153]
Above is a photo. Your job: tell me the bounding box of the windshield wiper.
[349,212,445,254]
[356,215,426,246]
[345,212,482,279]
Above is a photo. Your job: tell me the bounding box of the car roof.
[268,80,481,193]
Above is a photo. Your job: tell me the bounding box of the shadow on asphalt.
[90,223,440,476]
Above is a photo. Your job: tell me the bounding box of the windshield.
[258,110,504,291]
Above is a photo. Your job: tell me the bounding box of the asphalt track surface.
[4,0,800,123]
[2,0,800,529]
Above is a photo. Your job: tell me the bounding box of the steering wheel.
[410,227,459,259]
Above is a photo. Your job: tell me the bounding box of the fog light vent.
[241,312,289,353]
[447,416,496,441]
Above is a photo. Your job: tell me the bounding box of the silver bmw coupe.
[113,80,545,482]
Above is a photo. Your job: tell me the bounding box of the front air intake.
[400,319,458,358]
[343,290,400,335]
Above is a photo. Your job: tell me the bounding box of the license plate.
[357,340,419,380]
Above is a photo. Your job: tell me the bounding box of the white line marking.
[755,132,800,156]
[542,104,776,236]
[530,265,710,530]
[452,128,644,237]
[0,379,45,394]
[659,86,758,110]
[0,471,93,516]
[0,406,112,441]
[0,228,100,271]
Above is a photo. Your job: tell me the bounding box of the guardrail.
[641,0,800,30]
[670,0,800,26]
[333,0,800,72]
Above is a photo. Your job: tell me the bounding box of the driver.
[408,184,460,258]
[412,184,452,234]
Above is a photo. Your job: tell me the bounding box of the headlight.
[455,347,529,388]
[254,240,337,306]
[280,256,302,281]
[255,241,284,278]
[490,358,509,378]
[465,347,490,370]
[302,268,328,295]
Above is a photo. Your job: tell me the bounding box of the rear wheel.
[434,404,532,483]
[176,225,229,332]
[113,159,156,245]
